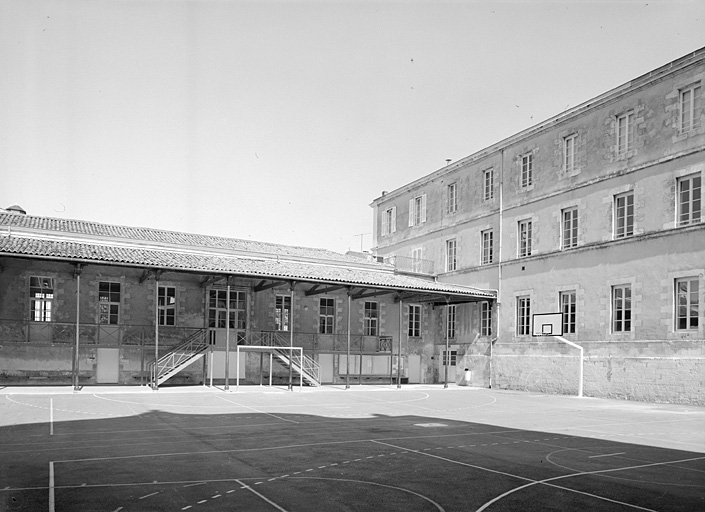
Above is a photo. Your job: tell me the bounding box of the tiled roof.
[0,212,369,264]
[0,215,494,300]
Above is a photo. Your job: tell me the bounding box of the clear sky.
[1,0,704,254]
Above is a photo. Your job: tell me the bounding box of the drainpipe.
[73,264,82,391]
[493,148,505,391]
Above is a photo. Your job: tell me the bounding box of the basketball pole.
[554,335,584,398]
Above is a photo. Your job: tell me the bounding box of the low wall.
[492,339,704,405]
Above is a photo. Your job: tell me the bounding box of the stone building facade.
[370,48,705,404]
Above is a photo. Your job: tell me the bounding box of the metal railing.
[385,255,435,275]
[251,331,321,385]
[148,329,209,387]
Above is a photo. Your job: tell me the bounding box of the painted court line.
[235,479,288,511]
[589,452,626,459]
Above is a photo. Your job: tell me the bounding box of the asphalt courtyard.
[0,384,703,512]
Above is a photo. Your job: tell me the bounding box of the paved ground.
[0,384,703,511]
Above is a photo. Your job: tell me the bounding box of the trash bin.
[459,368,472,386]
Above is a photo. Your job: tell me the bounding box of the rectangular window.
[521,153,533,188]
[158,286,176,326]
[447,183,457,214]
[680,83,702,133]
[442,350,457,366]
[446,305,456,339]
[677,174,701,227]
[275,295,291,331]
[517,296,531,336]
[484,169,494,201]
[481,229,493,265]
[518,219,532,257]
[381,206,396,236]
[319,297,335,334]
[363,301,378,336]
[480,301,492,336]
[445,238,457,272]
[99,281,121,325]
[411,247,423,273]
[614,192,635,239]
[30,277,54,322]
[408,304,421,337]
[560,290,577,334]
[408,194,427,227]
[564,134,577,173]
[616,112,634,154]
[208,289,247,329]
[562,207,578,249]
[675,278,699,331]
[612,284,632,333]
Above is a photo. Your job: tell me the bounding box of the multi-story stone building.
[370,48,704,404]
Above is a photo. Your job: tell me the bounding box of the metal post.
[154,273,159,391]
[444,301,449,389]
[346,290,351,389]
[397,299,402,389]
[225,281,230,391]
[288,283,295,391]
[269,352,273,386]
[236,345,240,393]
[73,265,81,390]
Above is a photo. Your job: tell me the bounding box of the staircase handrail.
[148,329,209,385]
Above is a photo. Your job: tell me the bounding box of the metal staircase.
[252,331,321,386]
[148,329,209,388]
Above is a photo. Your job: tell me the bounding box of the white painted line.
[48,462,54,512]
[182,482,206,488]
[139,491,159,499]
[589,452,626,459]
[235,479,289,512]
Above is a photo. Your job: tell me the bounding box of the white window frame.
[363,301,379,336]
[275,294,291,331]
[675,277,699,331]
[447,182,457,214]
[381,206,396,236]
[563,133,577,173]
[408,304,421,337]
[518,219,532,257]
[677,173,701,227]
[521,153,533,188]
[99,281,121,325]
[516,296,531,336]
[562,207,578,249]
[480,301,492,336]
[30,276,54,322]
[612,284,632,333]
[616,111,634,155]
[680,82,702,133]
[208,289,247,329]
[408,194,427,227]
[319,297,335,334]
[446,304,456,339]
[158,285,177,326]
[484,169,494,201]
[481,229,493,265]
[614,192,635,239]
[560,290,577,335]
[445,238,457,272]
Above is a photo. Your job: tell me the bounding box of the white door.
[408,354,422,383]
[96,348,120,383]
[319,354,334,383]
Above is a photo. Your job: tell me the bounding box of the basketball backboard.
[532,313,563,337]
